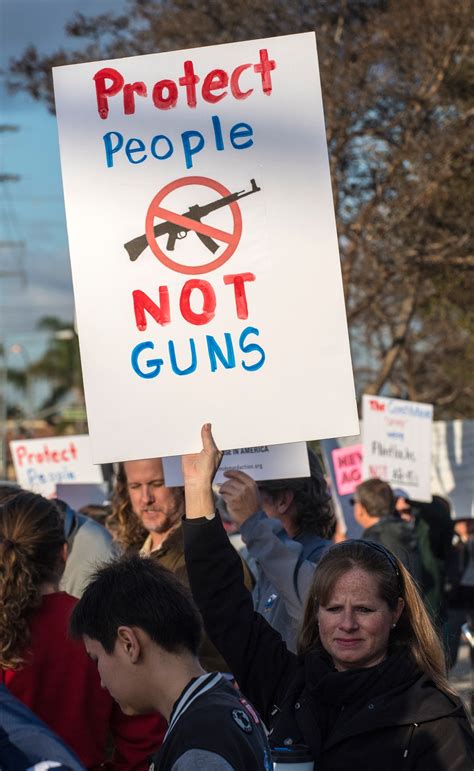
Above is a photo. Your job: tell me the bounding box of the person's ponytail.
[0,493,65,669]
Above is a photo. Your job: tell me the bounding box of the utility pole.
[0,124,26,477]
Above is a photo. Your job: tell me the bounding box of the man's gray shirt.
[239,510,330,651]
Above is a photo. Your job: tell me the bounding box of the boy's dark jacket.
[183,515,474,771]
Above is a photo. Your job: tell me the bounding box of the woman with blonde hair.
[181,425,473,770]
[0,491,165,769]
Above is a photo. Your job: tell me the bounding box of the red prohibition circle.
[145,176,243,275]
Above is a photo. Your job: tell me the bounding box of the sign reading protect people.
[53,33,358,462]
[10,435,103,498]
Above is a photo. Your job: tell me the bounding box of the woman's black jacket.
[183,515,474,771]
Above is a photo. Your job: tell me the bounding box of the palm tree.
[29,316,85,415]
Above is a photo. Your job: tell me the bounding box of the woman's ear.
[60,542,68,564]
[394,596,405,625]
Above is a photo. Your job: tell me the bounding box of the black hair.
[69,555,202,656]
[257,449,334,538]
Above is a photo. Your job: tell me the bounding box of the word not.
[94,50,276,119]
[131,325,265,379]
[103,114,253,170]
[14,442,78,467]
[133,273,256,330]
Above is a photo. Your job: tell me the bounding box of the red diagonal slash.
[153,206,233,244]
[145,176,243,275]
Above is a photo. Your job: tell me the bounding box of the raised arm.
[219,470,322,623]
[181,425,297,722]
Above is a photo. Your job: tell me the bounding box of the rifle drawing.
[124,178,261,262]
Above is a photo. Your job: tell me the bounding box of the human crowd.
[0,424,473,770]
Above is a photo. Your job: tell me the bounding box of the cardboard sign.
[10,435,103,498]
[431,419,474,519]
[56,482,109,510]
[163,440,310,486]
[332,443,362,496]
[53,33,358,463]
[362,395,433,502]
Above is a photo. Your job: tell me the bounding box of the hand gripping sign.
[124,176,261,275]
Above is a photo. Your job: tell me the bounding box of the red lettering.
[93,67,124,119]
[223,273,256,319]
[69,442,78,461]
[253,49,276,95]
[202,69,229,103]
[152,79,178,110]
[15,445,27,467]
[133,288,171,331]
[123,81,147,114]
[230,63,253,99]
[179,60,200,108]
[51,450,59,462]
[369,399,385,412]
[180,280,216,325]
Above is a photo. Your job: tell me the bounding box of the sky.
[0,0,126,370]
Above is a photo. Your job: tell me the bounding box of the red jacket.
[2,592,166,769]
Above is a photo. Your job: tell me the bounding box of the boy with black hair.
[70,556,272,771]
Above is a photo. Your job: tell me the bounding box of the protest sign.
[331,443,362,497]
[362,395,433,502]
[431,419,474,519]
[163,440,310,486]
[56,482,109,511]
[10,435,103,498]
[53,33,358,462]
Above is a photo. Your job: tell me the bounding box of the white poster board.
[10,435,103,498]
[53,33,358,463]
[163,440,310,486]
[362,395,433,502]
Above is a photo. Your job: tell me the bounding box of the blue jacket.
[240,510,329,651]
[0,685,85,770]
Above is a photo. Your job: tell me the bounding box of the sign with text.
[332,443,362,496]
[10,435,103,498]
[163,441,310,486]
[362,396,433,502]
[53,33,358,462]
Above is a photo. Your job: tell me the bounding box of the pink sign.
[332,443,363,496]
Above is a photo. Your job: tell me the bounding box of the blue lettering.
[240,326,265,371]
[206,333,236,372]
[103,131,124,168]
[230,122,254,150]
[125,137,147,164]
[131,341,164,379]
[168,339,197,376]
[151,134,174,160]
[212,115,224,151]
[181,130,205,169]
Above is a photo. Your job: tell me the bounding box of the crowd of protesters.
[0,427,473,770]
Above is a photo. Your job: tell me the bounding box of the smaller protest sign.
[431,419,474,519]
[163,441,310,487]
[56,483,108,511]
[331,444,363,497]
[362,395,433,502]
[10,435,103,498]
